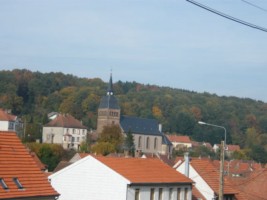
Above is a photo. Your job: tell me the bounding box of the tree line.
[1,69,267,163]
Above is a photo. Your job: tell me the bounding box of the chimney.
[184,152,190,177]
[159,124,162,132]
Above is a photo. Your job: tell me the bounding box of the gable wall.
[176,162,215,200]
[49,156,128,200]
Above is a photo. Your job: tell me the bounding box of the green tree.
[124,131,135,157]
[250,145,267,164]
[26,143,65,171]
[92,125,124,155]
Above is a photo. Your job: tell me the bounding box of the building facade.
[0,108,20,133]
[42,114,87,150]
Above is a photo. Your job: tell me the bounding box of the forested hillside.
[1,69,267,155]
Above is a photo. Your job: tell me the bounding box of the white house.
[42,113,87,150]
[0,108,19,132]
[175,157,238,200]
[166,135,192,150]
[49,155,193,200]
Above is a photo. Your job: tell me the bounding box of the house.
[0,108,20,133]
[175,157,239,200]
[49,155,193,200]
[213,159,264,178]
[42,113,87,150]
[227,168,267,200]
[96,74,172,156]
[213,144,241,157]
[0,131,58,200]
[167,135,192,150]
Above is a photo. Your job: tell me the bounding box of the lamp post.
[198,121,226,200]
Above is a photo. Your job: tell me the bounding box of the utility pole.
[198,121,226,200]
[219,140,225,200]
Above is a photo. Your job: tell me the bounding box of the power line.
[186,0,267,33]
[241,0,267,13]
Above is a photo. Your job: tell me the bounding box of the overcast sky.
[0,0,267,102]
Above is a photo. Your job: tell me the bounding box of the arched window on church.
[138,136,142,148]
[154,138,158,149]
[146,137,150,149]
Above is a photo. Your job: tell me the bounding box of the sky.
[0,0,267,102]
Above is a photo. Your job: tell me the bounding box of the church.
[96,74,172,156]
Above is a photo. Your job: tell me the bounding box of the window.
[159,188,163,200]
[150,188,155,200]
[154,138,158,149]
[146,137,150,149]
[77,137,80,142]
[177,188,181,200]
[13,178,23,189]
[169,188,173,200]
[184,188,188,200]
[135,189,140,200]
[8,122,14,130]
[0,178,8,190]
[138,136,142,148]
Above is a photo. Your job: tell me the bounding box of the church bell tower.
[96,73,121,135]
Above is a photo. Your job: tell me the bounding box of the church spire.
[107,72,113,95]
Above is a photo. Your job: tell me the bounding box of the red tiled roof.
[0,132,58,199]
[191,159,237,195]
[95,156,193,184]
[227,145,240,152]
[167,135,191,143]
[0,109,16,121]
[44,114,87,129]
[228,168,267,200]
[30,152,47,171]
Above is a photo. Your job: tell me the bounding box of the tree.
[92,125,124,155]
[124,131,135,157]
[26,143,66,171]
[250,145,267,164]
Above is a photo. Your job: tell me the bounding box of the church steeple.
[107,73,113,96]
[97,72,121,135]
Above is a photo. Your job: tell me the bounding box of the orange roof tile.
[95,156,193,184]
[228,168,267,200]
[0,109,16,121]
[191,159,237,195]
[167,135,191,143]
[44,113,87,129]
[30,152,47,171]
[0,132,58,199]
[227,145,240,152]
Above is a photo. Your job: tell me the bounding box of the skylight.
[13,178,24,190]
[0,178,8,190]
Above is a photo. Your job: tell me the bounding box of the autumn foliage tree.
[92,125,124,155]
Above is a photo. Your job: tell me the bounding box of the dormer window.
[0,178,8,190]
[13,178,24,190]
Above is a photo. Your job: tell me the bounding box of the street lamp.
[198,121,226,200]
[198,121,227,147]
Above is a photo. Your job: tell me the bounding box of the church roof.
[120,115,161,136]
[99,95,120,109]
[98,73,120,110]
